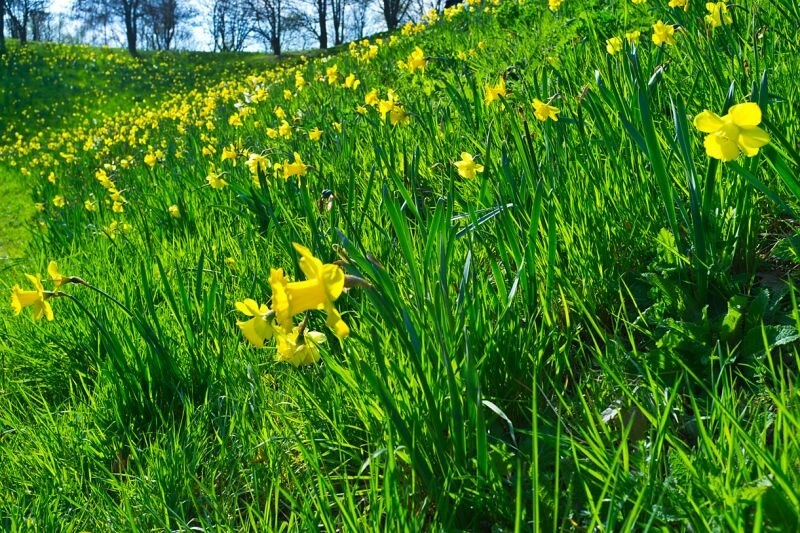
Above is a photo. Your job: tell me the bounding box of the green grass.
[1,0,800,530]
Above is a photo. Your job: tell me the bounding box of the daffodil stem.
[75,280,134,317]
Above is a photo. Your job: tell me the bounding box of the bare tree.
[141,0,194,50]
[329,0,346,46]
[381,0,410,30]
[5,0,50,44]
[295,0,327,50]
[346,0,370,40]
[248,0,287,55]
[73,0,143,55]
[0,0,6,53]
[210,0,250,52]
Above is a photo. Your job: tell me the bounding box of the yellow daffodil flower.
[652,20,676,46]
[532,99,560,122]
[693,102,770,162]
[606,37,623,55]
[275,328,326,366]
[270,244,349,338]
[485,77,507,106]
[669,0,689,10]
[235,298,278,348]
[625,30,641,44]
[309,128,323,141]
[168,205,181,219]
[454,152,484,179]
[705,2,732,28]
[283,152,307,179]
[11,274,54,321]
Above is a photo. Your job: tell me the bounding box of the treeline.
[0,0,448,56]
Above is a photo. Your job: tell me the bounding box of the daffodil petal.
[728,103,762,127]
[693,110,725,133]
[738,127,770,156]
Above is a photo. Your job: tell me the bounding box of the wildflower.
[84,199,98,212]
[295,72,306,89]
[532,99,560,122]
[221,144,238,165]
[144,152,157,168]
[356,105,368,115]
[168,205,181,219]
[405,47,427,74]
[112,201,125,214]
[548,0,562,10]
[47,172,56,184]
[283,89,293,100]
[279,120,292,139]
[693,102,769,162]
[308,128,323,141]
[391,105,410,126]
[625,30,641,44]
[53,195,66,208]
[235,298,278,348]
[270,244,349,338]
[11,274,54,321]
[333,122,342,133]
[631,0,646,3]
[246,153,269,176]
[485,77,507,106]
[652,20,676,46]
[606,36,623,55]
[365,89,379,106]
[207,169,229,189]
[228,114,243,127]
[275,328,326,366]
[705,2,732,28]
[47,261,70,289]
[669,0,689,10]
[344,74,361,90]
[283,152,307,179]
[326,64,339,84]
[454,152,485,179]
[34,202,45,213]
[267,127,279,139]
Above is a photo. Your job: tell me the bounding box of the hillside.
[2,0,800,530]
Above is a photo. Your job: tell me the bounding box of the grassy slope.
[1,1,800,530]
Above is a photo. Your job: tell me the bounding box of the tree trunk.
[317,0,327,49]
[0,0,6,54]
[124,0,138,56]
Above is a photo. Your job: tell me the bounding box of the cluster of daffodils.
[10,262,77,321]
[235,244,367,366]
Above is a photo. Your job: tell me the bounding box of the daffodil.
[11,274,54,321]
[405,47,426,74]
[669,0,688,10]
[144,152,157,168]
[705,2,732,28]
[278,120,292,139]
[365,89,379,106]
[207,171,229,189]
[246,153,269,175]
[308,128,323,141]
[275,328,326,366]
[221,145,237,164]
[53,195,66,208]
[693,102,769,162]
[548,0,562,10]
[270,244,349,338]
[235,298,279,348]
[168,205,181,218]
[532,99,560,122]
[652,21,676,46]
[326,64,339,84]
[606,36,623,55]
[485,77,506,106]
[454,152,484,179]
[283,152,307,179]
[625,30,641,44]
[344,74,360,89]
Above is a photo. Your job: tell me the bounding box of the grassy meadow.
[1,0,800,529]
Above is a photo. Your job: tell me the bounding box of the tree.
[73,0,143,55]
[1,0,6,53]
[298,0,327,50]
[141,0,194,50]
[346,0,371,40]
[210,0,251,52]
[248,0,288,56]
[5,0,50,44]
[329,0,346,46]
[381,0,411,30]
